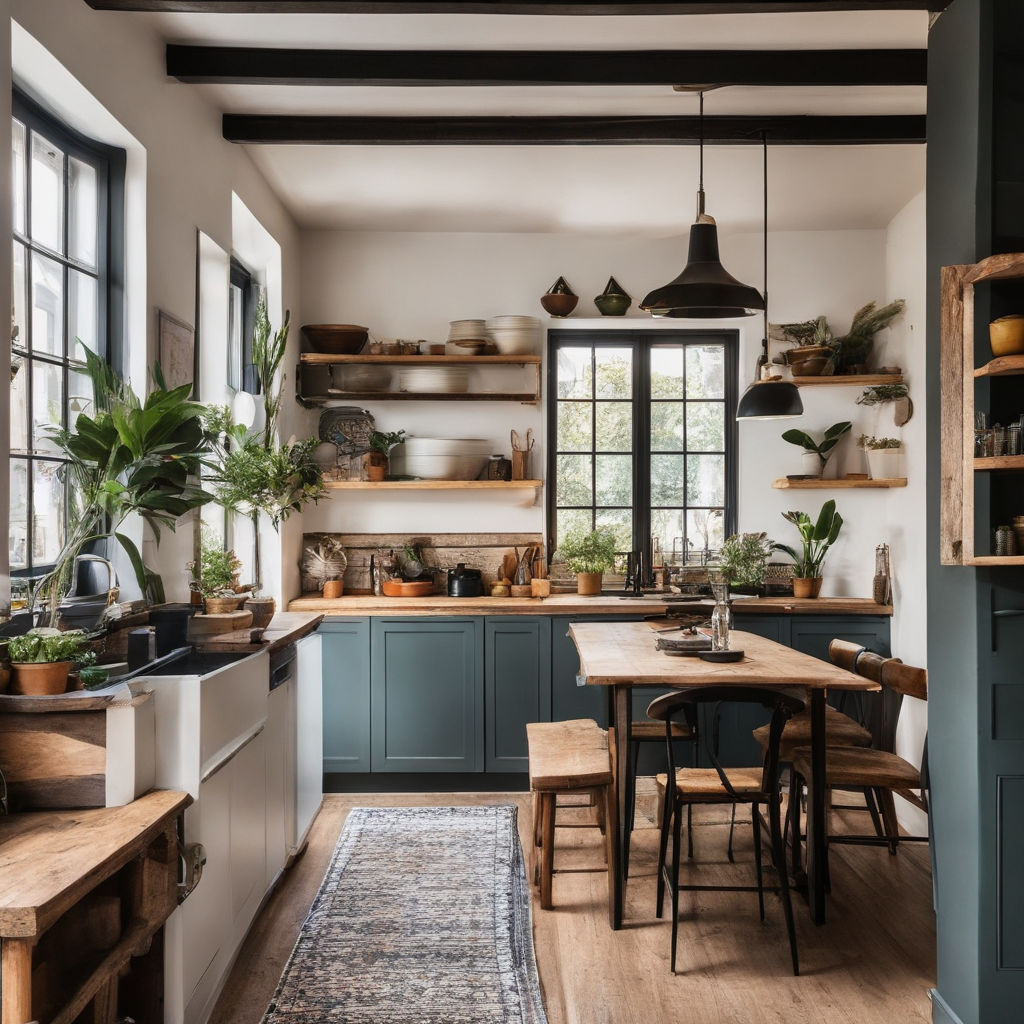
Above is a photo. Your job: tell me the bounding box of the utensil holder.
[511,449,530,480]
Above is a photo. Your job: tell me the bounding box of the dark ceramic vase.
[594,276,632,316]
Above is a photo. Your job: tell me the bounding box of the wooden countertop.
[287,594,892,617]
[194,611,325,653]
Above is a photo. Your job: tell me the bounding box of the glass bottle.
[710,583,731,651]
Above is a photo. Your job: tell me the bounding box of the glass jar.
[710,583,731,651]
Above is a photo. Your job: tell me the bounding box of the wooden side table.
[0,789,190,1024]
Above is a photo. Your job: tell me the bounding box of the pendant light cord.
[762,128,769,356]
[695,90,705,219]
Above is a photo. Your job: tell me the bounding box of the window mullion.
[634,336,651,580]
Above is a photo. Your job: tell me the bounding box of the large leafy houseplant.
[826,300,905,374]
[7,628,97,696]
[35,347,213,623]
[773,500,843,597]
[718,532,773,593]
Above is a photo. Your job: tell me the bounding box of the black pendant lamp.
[641,92,765,319]
[736,131,803,421]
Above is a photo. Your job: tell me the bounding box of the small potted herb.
[718,532,773,596]
[558,526,617,595]
[367,430,406,481]
[7,629,96,696]
[826,299,905,374]
[859,435,905,481]
[189,544,243,613]
[773,500,844,599]
[781,421,852,478]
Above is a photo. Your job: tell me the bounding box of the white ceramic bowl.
[397,453,490,480]
[398,367,469,393]
[402,436,491,456]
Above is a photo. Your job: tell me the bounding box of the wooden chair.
[526,719,616,910]
[788,640,928,871]
[648,686,805,976]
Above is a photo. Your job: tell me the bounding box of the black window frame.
[10,88,125,584]
[546,328,738,571]
[229,255,259,394]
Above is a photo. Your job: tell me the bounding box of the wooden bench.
[526,719,617,911]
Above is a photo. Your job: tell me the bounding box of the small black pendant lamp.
[736,131,803,420]
[640,92,765,319]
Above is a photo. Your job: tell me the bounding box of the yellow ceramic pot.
[989,314,1024,357]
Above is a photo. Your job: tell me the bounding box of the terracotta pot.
[204,596,243,614]
[245,596,277,629]
[576,571,603,596]
[367,452,388,481]
[792,577,824,599]
[11,661,72,696]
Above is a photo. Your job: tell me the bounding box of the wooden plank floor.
[211,790,935,1024]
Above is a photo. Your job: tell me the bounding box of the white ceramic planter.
[866,447,904,480]
[800,451,823,478]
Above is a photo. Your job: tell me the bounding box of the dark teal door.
[484,617,552,772]
[320,617,371,773]
[370,617,483,772]
[551,616,611,725]
[789,615,891,661]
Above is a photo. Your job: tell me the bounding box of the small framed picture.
[158,309,195,393]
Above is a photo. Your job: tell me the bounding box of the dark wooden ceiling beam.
[167,45,926,87]
[222,113,926,144]
[86,2,950,14]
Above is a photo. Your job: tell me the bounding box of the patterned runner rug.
[263,805,548,1024]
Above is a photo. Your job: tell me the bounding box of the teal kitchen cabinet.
[484,617,552,772]
[789,615,891,661]
[551,616,607,726]
[320,618,371,773]
[370,617,483,772]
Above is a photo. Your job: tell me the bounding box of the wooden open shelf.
[965,555,1024,566]
[974,455,1024,471]
[772,477,908,489]
[791,373,904,388]
[310,390,539,402]
[325,479,542,493]
[974,353,1024,378]
[300,353,541,366]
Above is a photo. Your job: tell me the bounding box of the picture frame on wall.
[157,309,195,393]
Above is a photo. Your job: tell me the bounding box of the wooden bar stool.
[526,719,617,910]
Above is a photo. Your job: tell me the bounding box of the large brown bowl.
[541,293,579,317]
[989,315,1024,358]
[302,324,369,355]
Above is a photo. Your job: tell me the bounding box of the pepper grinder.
[872,543,892,605]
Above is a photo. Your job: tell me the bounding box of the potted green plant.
[7,629,96,696]
[781,421,852,478]
[558,526,617,596]
[856,382,913,430]
[367,429,407,481]
[718,532,773,596]
[826,299,905,374]
[773,500,844,598]
[860,435,905,481]
[770,316,833,375]
[188,543,243,613]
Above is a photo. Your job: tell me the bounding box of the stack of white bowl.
[397,365,469,394]
[486,315,540,354]
[447,319,488,356]
[392,436,492,480]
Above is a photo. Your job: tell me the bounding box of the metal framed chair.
[648,685,805,976]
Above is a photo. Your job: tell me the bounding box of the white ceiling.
[131,8,929,234]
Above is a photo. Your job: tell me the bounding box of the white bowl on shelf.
[402,436,491,456]
[393,452,490,480]
[397,366,469,393]
[486,315,539,354]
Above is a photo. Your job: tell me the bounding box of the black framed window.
[9,90,124,583]
[228,256,258,394]
[547,329,737,569]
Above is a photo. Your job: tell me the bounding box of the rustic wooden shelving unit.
[940,251,1024,565]
[791,373,904,388]
[772,477,908,489]
[325,479,542,495]
[295,353,543,406]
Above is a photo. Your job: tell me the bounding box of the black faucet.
[625,550,644,595]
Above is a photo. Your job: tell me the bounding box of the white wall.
[8,0,303,605]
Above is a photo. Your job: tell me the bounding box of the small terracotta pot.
[245,597,277,629]
[530,578,551,598]
[576,572,603,596]
[322,580,344,599]
[11,661,72,696]
[792,577,824,599]
[367,452,388,481]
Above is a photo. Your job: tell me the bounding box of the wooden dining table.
[568,621,880,930]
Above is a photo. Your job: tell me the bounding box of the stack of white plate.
[448,319,488,342]
[485,315,540,354]
[397,365,469,394]
[393,436,491,480]
[329,365,391,393]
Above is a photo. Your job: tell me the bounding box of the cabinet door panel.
[320,618,371,773]
[789,615,891,662]
[733,613,789,646]
[371,618,482,772]
[485,617,551,772]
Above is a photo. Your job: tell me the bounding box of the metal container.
[447,564,484,598]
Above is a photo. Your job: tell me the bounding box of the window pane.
[651,402,685,452]
[30,131,65,253]
[685,402,725,452]
[12,241,26,351]
[651,508,684,566]
[32,461,65,566]
[10,354,28,451]
[12,120,26,236]
[687,507,725,554]
[686,453,726,506]
[9,459,28,571]
[595,454,631,506]
[595,508,632,552]
[556,507,592,545]
[556,453,593,506]
[68,156,98,266]
[686,344,725,399]
[557,347,592,399]
[595,347,631,399]
[650,346,683,398]
[69,269,98,361]
[595,402,632,452]
[228,281,243,391]
[32,360,64,453]
[31,251,64,356]
[69,366,93,421]
[651,454,685,506]
[557,401,592,452]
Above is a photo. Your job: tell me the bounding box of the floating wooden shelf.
[973,455,1024,471]
[974,354,1024,378]
[772,477,908,489]
[965,555,1024,566]
[325,479,542,493]
[791,373,904,388]
[300,353,541,366]
[306,390,538,403]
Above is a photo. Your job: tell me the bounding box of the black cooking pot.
[447,563,484,598]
